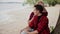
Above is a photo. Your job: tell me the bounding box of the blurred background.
[0,0,60,34]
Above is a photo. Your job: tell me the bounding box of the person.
[29,1,48,21]
[20,5,50,34]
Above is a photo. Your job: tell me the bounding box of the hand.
[27,32,37,34]
[20,29,26,34]
[27,32,33,34]
[27,30,38,34]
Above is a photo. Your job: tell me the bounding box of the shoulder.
[41,16,48,20]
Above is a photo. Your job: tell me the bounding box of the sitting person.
[20,5,50,34]
[29,1,48,21]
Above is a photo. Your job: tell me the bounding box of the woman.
[20,5,50,34]
[29,1,48,21]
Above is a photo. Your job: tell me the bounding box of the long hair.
[34,5,43,13]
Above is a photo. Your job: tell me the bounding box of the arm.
[20,16,38,33]
[27,30,38,34]
[21,12,34,31]
[28,12,34,21]
[27,16,48,34]
[37,16,48,33]
[29,15,38,28]
[22,26,31,31]
[20,13,36,32]
[27,16,38,34]
[28,12,34,25]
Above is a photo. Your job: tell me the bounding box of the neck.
[37,13,42,16]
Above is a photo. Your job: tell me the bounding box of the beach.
[0,3,60,34]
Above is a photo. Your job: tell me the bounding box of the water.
[0,2,31,26]
[0,2,31,34]
[0,2,24,11]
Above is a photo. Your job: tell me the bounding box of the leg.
[20,31,27,34]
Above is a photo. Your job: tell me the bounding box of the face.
[33,8,40,15]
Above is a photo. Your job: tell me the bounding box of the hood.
[42,12,48,16]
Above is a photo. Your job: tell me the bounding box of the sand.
[0,6,60,34]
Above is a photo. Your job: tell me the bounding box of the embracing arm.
[27,16,48,34]
[27,16,38,34]
[36,16,48,33]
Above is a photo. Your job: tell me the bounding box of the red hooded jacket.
[28,12,50,34]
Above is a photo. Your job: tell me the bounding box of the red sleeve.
[29,12,34,20]
[29,16,38,28]
[37,16,48,33]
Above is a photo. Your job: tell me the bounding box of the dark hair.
[34,5,43,13]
